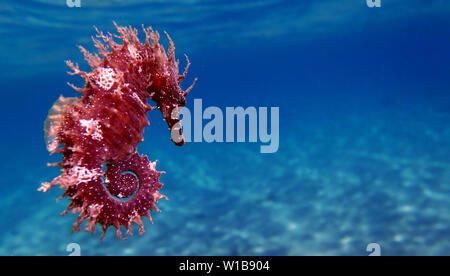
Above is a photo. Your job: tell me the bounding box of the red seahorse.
[40,23,196,240]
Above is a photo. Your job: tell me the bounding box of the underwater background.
[0,0,450,256]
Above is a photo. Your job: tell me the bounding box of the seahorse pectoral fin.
[44,95,78,153]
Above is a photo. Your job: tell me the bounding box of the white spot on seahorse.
[79,119,103,141]
[96,67,117,90]
[70,166,102,182]
[88,203,104,218]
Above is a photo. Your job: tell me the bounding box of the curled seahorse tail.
[47,152,166,239]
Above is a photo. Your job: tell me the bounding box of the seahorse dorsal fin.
[44,95,78,153]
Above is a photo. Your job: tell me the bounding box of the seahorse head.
[142,30,197,146]
[115,24,197,146]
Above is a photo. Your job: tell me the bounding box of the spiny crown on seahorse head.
[41,22,196,240]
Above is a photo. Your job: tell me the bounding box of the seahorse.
[40,23,196,240]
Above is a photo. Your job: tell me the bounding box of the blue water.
[1,0,450,256]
